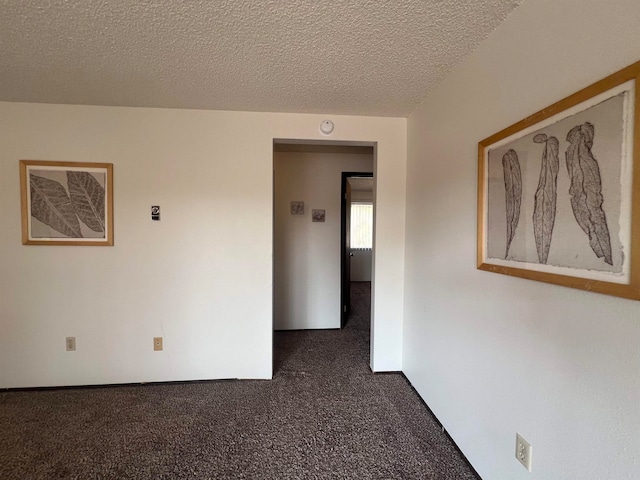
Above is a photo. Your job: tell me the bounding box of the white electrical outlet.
[66,336,76,351]
[516,433,532,472]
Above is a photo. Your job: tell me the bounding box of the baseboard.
[1,377,249,392]
[399,373,483,480]
[274,328,341,332]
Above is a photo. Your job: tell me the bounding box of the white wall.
[274,151,372,329]
[351,191,372,203]
[0,103,406,388]
[403,1,640,479]
[350,250,372,282]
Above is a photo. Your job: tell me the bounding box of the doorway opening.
[272,139,376,374]
[341,172,374,328]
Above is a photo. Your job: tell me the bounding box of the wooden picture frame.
[478,60,640,299]
[20,160,114,246]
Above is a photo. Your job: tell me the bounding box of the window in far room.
[350,202,373,249]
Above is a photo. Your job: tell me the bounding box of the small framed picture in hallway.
[290,201,304,215]
[20,160,114,246]
[312,209,325,222]
[477,60,640,299]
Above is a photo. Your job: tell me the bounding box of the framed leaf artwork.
[20,160,114,246]
[478,60,640,299]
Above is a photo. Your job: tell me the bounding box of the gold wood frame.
[478,61,640,299]
[20,160,114,246]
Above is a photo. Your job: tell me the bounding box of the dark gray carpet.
[0,282,480,479]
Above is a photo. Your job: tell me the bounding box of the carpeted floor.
[0,282,480,479]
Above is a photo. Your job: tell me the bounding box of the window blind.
[350,202,373,249]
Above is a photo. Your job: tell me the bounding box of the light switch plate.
[153,337,163,351]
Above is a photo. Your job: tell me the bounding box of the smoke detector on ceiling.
[320,120,334,135]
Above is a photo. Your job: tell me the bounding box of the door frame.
[340,171,373,328]
[272,138,377,375]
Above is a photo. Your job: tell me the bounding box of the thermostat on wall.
[151,205,160,221]
[320,120,334,135]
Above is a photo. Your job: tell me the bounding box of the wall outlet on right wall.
[516,433,532,472]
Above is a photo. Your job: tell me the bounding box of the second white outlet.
[516,433,532,472]
[66,336,76,351]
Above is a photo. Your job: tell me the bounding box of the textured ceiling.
[0,0,520,117]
